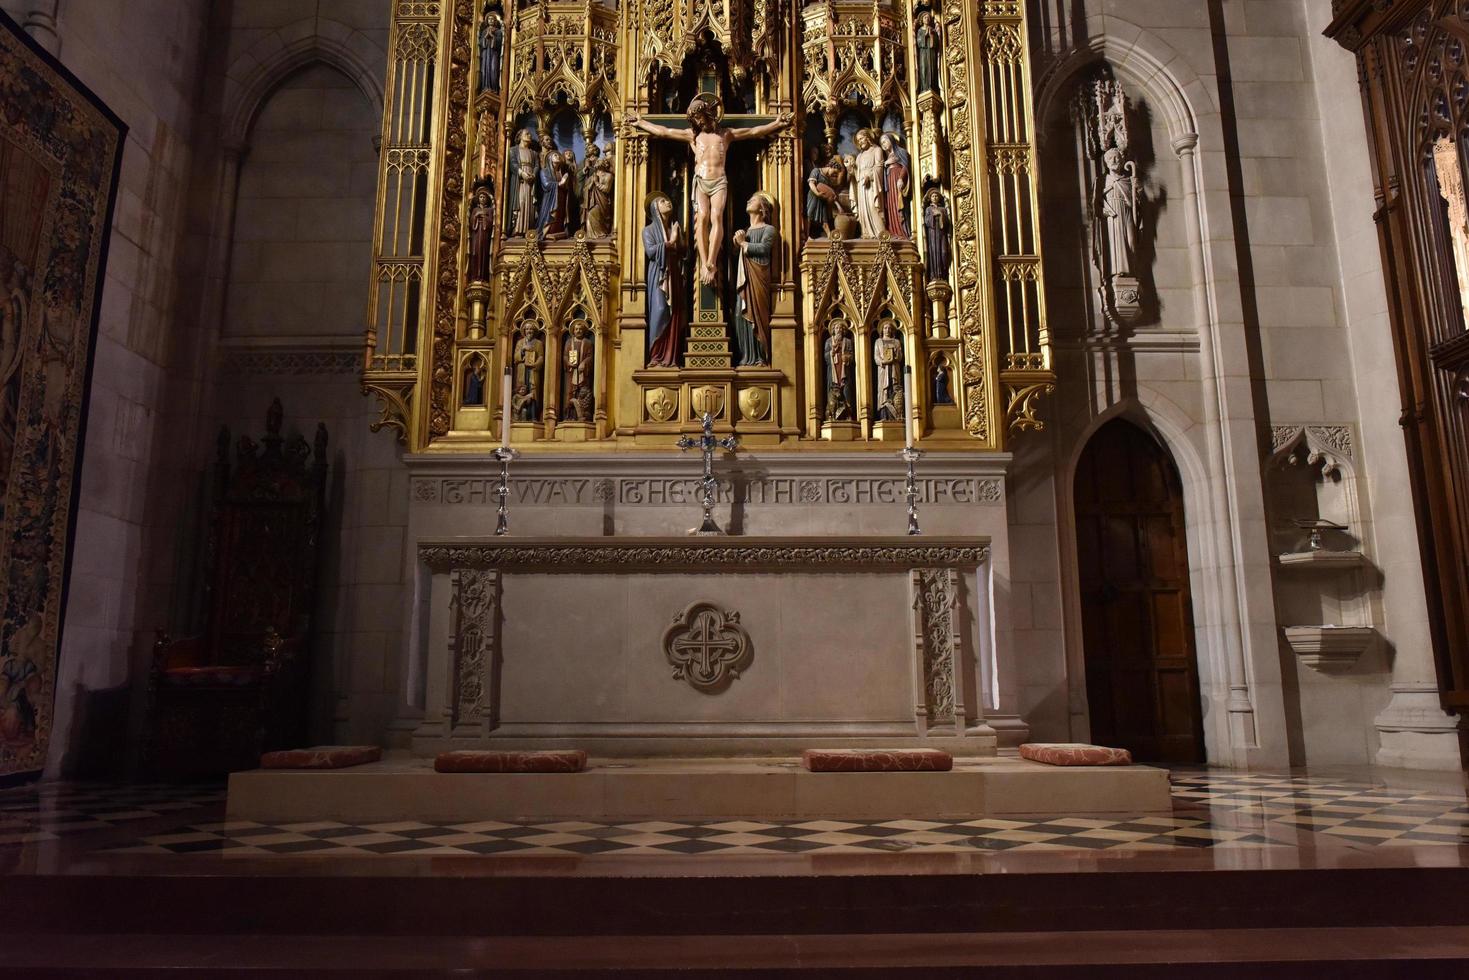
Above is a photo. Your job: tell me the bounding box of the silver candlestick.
[677,412,739,535]
[491,446,520,535]
[900,446,923,536]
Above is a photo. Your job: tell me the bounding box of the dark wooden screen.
[1328,0,1469,761]
[1075,419,1205,765]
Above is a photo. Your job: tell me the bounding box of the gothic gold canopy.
[363,0,1054,452]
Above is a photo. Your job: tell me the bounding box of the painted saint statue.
[853,129,887,239]
[923,186,952,283]
[563,319,594,422]
[915,11,940,95]
[824,319,856,422]
[468,184,494,283]
[512,319,545,419]
[880,133,911,238]
[479,11,503,93]
[873,321,905,421]
[584,157,614,238]
[733,193,778,367]
[627,94,793,284]
[643,193,687,368]
[537,148,572,241]
[805,156,844,239]
[508,129,539,237]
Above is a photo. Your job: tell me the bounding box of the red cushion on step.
[801,749,953,772]
[1019,743,1133,766]
[259,745,383,770]
[434,750,588,773]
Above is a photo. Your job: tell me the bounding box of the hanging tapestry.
[0,14,125,778]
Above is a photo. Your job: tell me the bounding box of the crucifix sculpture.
[677,412,739,535]
[627,93,793,285]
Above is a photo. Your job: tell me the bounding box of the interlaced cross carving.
[663,602,752,694]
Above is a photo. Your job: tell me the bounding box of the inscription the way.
[416,476,1003,507]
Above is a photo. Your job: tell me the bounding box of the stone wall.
[206,0,397,746]
[23,0,214,776]
[1022,0,1459,768]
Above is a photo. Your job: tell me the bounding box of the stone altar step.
[7,861,1469,975]
[226,753,1171,824]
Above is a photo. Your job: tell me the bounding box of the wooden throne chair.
[147,398,329,777]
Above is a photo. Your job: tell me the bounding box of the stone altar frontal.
[410,534,998,757]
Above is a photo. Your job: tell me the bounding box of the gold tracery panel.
[363,0,1054,452]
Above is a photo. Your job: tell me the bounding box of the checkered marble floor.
[0,781,225,845]
[103,813,1279,856]
[3,769,1465,857]
[1169,770,1469,847]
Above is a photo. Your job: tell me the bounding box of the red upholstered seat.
[1019,743,1133,766]
[801,749,953,772]
[434,750,588,773]
[259,745,383,770]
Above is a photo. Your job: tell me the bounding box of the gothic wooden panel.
[1328,0,1469,762]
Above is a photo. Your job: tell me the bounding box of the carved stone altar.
[410,535,998,757]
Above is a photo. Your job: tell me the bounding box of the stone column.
[1175,133,1259,764]
[18,0,60,54]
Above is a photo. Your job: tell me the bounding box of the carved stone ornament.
[645,386,679,423]
[663,602,753,694]
[450,567,498,728]
[913,568,962,729]
[738,386,772,422]
[422,543,992,572]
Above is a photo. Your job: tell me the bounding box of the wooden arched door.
[1075,419,1205,765]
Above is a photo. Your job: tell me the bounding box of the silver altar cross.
[677,412,739,535]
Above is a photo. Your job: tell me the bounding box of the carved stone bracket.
[912,567,964,732]
[1269,424,1356,477]
[663,601,753,694]
[448,567,499,733]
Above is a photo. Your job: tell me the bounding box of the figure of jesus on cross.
[627,94,793,286]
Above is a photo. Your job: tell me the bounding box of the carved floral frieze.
[421,542,991,572]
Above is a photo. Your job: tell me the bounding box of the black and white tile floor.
[0,769,1464,857]
[0,781,225,846]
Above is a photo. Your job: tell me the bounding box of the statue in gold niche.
[626,94,793,285]
[563,319,594,421]
[824,319,856,422]
[512,319,545,419]
[873,320,904,422]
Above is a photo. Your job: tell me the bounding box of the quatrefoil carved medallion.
[663,602,753,695]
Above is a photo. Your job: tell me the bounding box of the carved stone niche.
[1266,425,1380,674]
[1074,66,1155,330]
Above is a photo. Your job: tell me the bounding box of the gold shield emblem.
[645,386,678,423]
[691,385,725,419]
[738,387,771,422]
